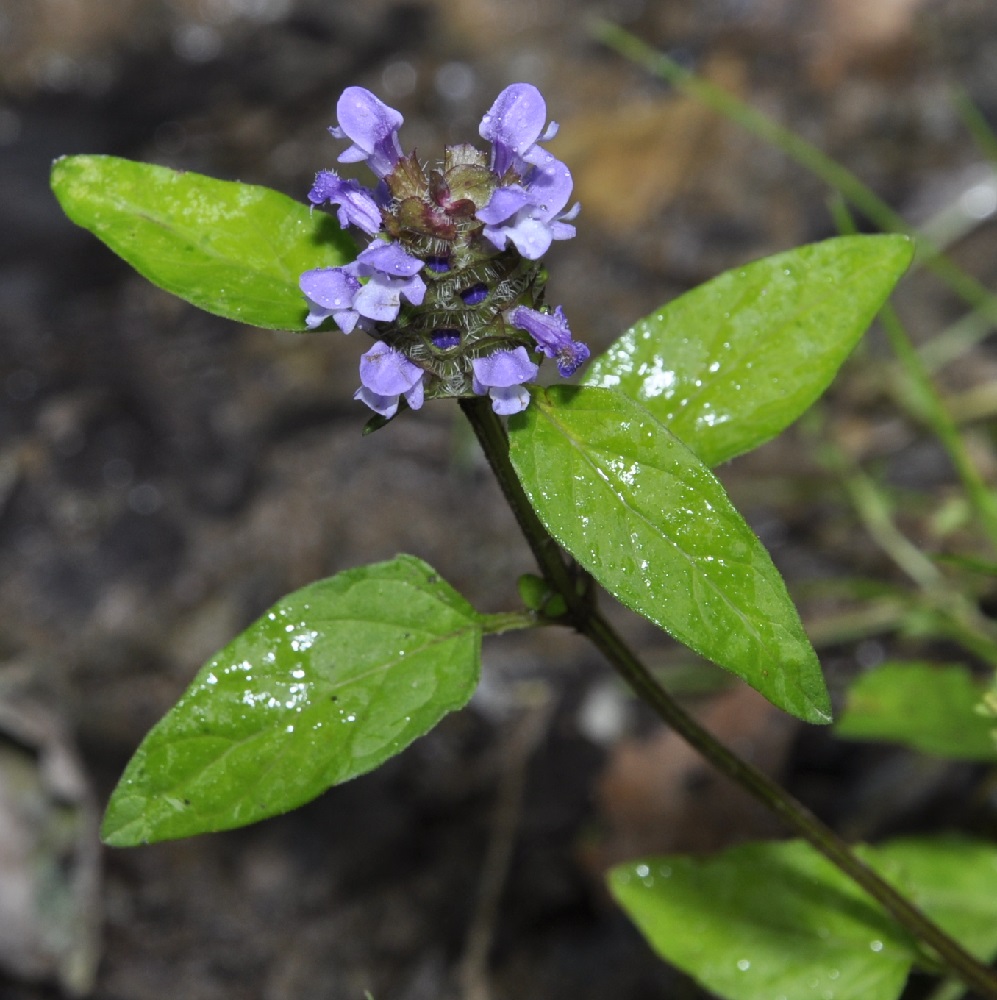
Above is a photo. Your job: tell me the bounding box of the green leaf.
[835,661,997,760]
[508,385,830,723]
[608,837,997,1000]
[611,842,911,1000]
[585,235,914,467]
[102,556,482,845]
[51,154,355,331]
[872,837,997,960]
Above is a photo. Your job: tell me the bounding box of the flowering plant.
[51,72,997,1000]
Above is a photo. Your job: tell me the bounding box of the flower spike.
[302,82,588,419]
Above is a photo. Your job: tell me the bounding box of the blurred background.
[2,0,997,997]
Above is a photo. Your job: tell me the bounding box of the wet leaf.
[608,837,997,1000]
[872,837,997,960]
[835,661,997,760]
[51,154,356,331]
[101,556,482,845]
[585,235,913,467]
[508,386,830,723]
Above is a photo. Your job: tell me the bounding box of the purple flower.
[471,346,539,415]
[300,267,363,332]
[479,83,559,178]
[331,87,405,179]
[460,283,488,305]
[477,168,577,259]
[350,241,426,321]
[300,82,585,419]
[308,169,382,236]
[432,329,461,349]
[509,304,590,376]
[475,83,578,259]
[477,149,578,261]
[300,241,425,333]
[355,340,425,418]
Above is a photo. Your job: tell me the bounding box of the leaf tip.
[99,814,139,848]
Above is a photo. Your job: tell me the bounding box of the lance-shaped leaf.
[585,235,914,467]
[101,556,482,846]
[608,837,997,1000]
[508,386,830,722]
[51,154,356,331]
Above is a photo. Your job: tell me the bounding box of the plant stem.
[459,399,580,600]
[479,611,540,636]
[828,198,997,554]
[460,396,997,1000]
[878,303,997,552]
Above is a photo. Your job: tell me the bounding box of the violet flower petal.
[480,83,548,176]
[404,377,425,411]
[482,214,552,259]
[475,185,532,226]
[332,87,404,179]
[300,267,362,332]
[353,385,400,418]
[356,240,426,277]
[354,340,425,418]
[359,340,424,396]
[476,153,576,258]
[509,305,590,376]
[352,272,426,321]
[486,384,532,415]
[346,241,427,322]
[308,170,382,235]
[471,346,539,388]
[522,148,573,218]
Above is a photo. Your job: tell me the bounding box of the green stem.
[459,398,580,601]
[460,396,997,1000]
[878,303,997,552]
[952,84,997,165]
[479,611,540,636]
[829,196,997,555]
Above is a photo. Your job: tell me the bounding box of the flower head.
[302,83,588,420]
